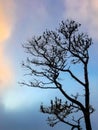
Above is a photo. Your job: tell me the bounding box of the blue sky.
[0,0,98,129]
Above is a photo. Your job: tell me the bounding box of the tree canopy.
[22,20,94,130]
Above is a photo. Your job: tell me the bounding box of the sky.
[0,0,98,130]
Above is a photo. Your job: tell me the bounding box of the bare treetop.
[22,20,93,130]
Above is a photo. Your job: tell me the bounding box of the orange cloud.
[0,0,15,42]
[0,13,11,42]
[0,0,15,87]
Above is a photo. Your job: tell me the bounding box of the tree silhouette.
[22,20,94,130]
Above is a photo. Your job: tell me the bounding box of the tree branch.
[54,80,85,113]
[63,69,85,87]
[20,82,57,89]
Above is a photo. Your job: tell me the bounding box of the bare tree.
[21,20,94,130]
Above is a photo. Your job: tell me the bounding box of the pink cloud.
[63,0,98,40]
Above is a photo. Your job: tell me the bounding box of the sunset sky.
[0,0,98,129]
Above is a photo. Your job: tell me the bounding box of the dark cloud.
[0,102,69,130]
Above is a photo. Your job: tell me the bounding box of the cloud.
[0,100,69,130]
[0,48,13,87]
[32,0,48,19]
[15,0,48,21]
[0,0,15,42]
[0,0,15,87]
[63,0,98,40]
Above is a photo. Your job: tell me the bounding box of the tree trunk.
[84,111,92,130]
[84,63,92,130]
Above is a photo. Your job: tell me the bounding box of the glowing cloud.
[0,10,11,42]
[0,0,15,87]
[0,0,15,42]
